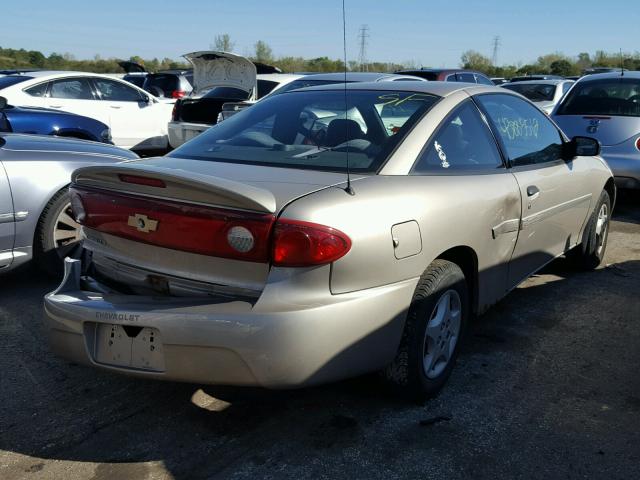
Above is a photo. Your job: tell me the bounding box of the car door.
[92,77,168,150]
[0,160,15,268]
[43,77,106,123]
[476,93,593,286]
[410,99,521,306]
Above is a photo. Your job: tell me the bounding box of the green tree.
[550,59,576,76]
[460,50,492,73]
[254,40,273,63]
[213,34,234,52]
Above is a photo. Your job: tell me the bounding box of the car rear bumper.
[600,149,640,188]
[167,121,210,149]
[45,258,416,388]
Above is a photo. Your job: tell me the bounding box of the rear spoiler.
[72,164,277,213]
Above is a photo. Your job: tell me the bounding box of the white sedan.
[0,71,173,151]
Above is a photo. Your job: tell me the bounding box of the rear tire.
[384,260,469,402]
[567,190,611,270]
[34,189,82,277]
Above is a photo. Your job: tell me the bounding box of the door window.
[24,82,49,97]
[49,78,95,100]
[457,73,476,83]
[476,94,563,167]
[412,100,503,173]
[94,78,144,102]
[475,74,494,86]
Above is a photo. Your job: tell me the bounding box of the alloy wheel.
[422,289,462,379]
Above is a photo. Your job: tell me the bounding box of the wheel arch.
[603,176,616,210]
[436,245,479,316]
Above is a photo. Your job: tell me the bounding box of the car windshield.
[0,76,33,90]
[503,83,556,101]
[271,79,351,95]
[202,86,251,100]
[556,77,640,117]
[169,89,439,173]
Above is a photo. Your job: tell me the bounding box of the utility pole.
[357,24,369,72]
[491,35,501,66]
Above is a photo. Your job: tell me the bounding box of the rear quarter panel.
[279,173,522,313]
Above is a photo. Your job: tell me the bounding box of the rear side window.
[457,73,476,83]
[475,74,494,86]
[24,82,49,97]
[477,93,563,167]
[94,78,143,102]
[556,77,640,117]
[502,83,556,102]
[412,100,503,174]
[257,80,279,98]
[49,78,95,100]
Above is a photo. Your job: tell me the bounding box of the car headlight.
[100,128,112,142]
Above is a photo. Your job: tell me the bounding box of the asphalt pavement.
[1,194,639,480]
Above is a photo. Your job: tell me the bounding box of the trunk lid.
[72,158,361,297]
[553,114,640,146]
[183,51,256,97]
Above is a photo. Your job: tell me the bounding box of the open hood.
[183,51,256,95]
[118,61,146,74]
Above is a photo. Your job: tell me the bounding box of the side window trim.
[410,98,508,175]
[472,92,566,169]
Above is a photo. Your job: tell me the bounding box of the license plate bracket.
[93,323,165,372]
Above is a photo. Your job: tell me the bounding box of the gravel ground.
[1,194,639,480]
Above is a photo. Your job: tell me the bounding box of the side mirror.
[563,136,600,159]
[141,94,151,104]
[0,96,7,109]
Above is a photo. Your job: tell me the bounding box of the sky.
[1,0,638,67]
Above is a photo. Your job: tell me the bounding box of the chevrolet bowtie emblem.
[127,214,158,233]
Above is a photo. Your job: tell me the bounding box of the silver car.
[552,71,640,189]
[502,79,574,114]
[0,133,138,274]
[45,82,614,400]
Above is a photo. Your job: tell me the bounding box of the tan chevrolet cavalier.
[45,82,614,400]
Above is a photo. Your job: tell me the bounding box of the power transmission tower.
[491,36,501,66]
[357,25,370,72]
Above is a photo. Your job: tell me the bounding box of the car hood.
[183,51,257,96]
[552,114,640,146]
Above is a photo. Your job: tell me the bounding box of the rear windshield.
[556,77,640,116]
[169,89,439,173]
[0,76,33,90]
[502,83,556,101]
[123,75,146,88]
[143,74,180,97]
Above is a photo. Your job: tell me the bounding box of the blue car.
[0,95,111,143]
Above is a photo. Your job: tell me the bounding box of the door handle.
[526,185,540,197]
[109,106,122,109]
[48,105,63,108]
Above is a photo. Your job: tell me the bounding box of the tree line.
[2,35,639,77]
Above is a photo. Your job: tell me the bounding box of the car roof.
[576,70,640,81]
[296,72,422,82]
[503,79,571,86]
[292,80,499,97]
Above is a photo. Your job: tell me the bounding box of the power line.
[357,24,369,72]
[491,35,501,66]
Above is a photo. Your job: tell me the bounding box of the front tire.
[384,260,469,402]
[568,190,611,270]
[34,189,82,277]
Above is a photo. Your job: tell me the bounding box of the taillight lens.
[635,137,640,151]
[71,186,275,262]
[272,219,351,267]
[171,90,186,99]
[69,190,86,223]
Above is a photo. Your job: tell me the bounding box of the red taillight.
[635,137,640,151]
[272,219,351,267]
[171,90,186,99]
[71,186,275,262]
[118,174,166,188]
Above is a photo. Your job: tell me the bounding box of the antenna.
[342,0,354,195]
[620,48,625,76]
